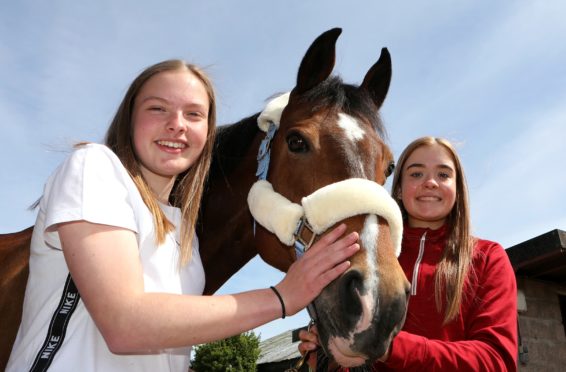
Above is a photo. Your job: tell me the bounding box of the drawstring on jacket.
[410,232,427,296]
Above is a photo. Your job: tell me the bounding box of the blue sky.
[2,1,565,342]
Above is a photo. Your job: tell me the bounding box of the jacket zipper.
[410,232,427,296]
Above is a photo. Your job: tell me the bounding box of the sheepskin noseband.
[247,178,403,257]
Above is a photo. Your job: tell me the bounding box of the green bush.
[191,331,261,371]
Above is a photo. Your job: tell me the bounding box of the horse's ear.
[360,47,392,109]
[293,28,342,95]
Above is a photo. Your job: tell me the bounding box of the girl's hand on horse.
[274,223,359,316]
[298,324,391,366]
[298,325,320,369]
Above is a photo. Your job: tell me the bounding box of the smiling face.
[132,69,209,193]
[400,143,457,229]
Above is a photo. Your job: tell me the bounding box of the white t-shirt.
[7,144,205,372]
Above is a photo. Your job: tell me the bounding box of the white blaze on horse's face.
[337,113,366,142]
[358,214,380,328]
[348,215,380,336]
[336,113,368,177]
[327,214,380,366]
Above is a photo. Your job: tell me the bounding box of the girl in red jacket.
[299,136,518,371]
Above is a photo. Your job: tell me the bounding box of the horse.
[200,27,409,367]
[0,28,409,369]
[0,226,32,370]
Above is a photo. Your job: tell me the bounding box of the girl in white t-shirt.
[7,60,360,372]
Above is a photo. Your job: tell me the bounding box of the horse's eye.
[286,133,309,153]
[385,161,395,178]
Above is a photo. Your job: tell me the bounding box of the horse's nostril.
[339,270,364,317]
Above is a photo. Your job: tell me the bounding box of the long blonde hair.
[105,60,217,266]
[391,137,475,323]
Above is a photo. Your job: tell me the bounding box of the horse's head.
[248,28,410,366]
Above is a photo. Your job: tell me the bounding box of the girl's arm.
[59,221,359,353]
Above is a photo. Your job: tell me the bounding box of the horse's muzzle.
[314,268,409,367]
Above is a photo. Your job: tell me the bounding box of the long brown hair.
[105,60,217,266]
[391,136,475,323]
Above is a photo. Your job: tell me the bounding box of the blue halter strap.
[255,122,277,181]
[253,122,277,237]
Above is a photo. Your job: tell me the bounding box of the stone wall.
[516,276,566,372]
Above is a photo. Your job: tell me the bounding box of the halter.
[251,93,402,258]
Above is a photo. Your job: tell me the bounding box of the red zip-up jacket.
[345,225,518,371]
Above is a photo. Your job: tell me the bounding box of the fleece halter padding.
[257,92,290,131]
[248,178,403,257]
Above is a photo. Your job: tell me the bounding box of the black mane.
[298,76,388,141]
[208,113,261,182]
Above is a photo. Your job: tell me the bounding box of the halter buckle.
[294,218,317,258]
